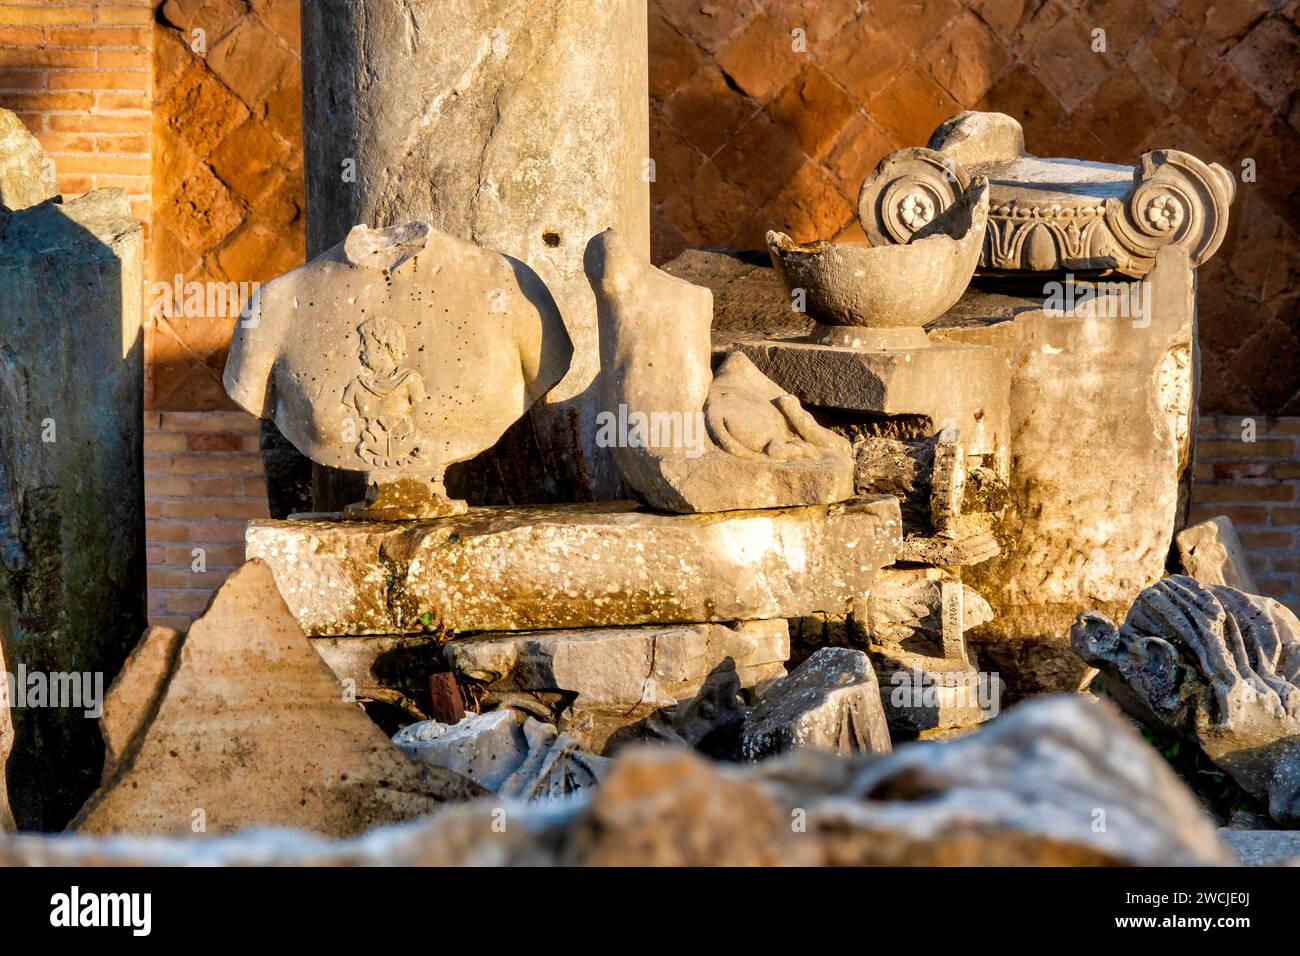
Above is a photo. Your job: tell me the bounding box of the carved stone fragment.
[224,220,573,519]
[1072,575,1300,822]
[742,648,893,759]
[859,111,1235,277]
[585,228,853,513]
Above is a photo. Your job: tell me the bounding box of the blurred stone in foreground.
[2,696,1232,866]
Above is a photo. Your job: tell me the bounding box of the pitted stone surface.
[742,647,893,759]
[246,498,902,636]
[445,620,789,710]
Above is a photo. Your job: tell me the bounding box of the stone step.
[246,497,901,636]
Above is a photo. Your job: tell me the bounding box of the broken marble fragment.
[74,561,481,836]
[0,108,56,210]
[223,220,573,519]
[742,648,892,759]
[1177,515,1258,593]
[1072,575,1300,822]
[767,177,989,344]
[585,227,852,513]
[394,710,609,799]
[444,620,788,712]
[246,498,901,636]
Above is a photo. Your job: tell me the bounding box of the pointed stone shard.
[1177,515,1258,593]
[742,648,893,759]
[74,561,481,836]
[98,625,183,785]
[0,109,56,211]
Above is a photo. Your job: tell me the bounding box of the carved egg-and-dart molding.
[858,111,1236,277]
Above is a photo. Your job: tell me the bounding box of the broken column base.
[868,643,1002,740]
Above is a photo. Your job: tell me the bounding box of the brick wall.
[144,410,268,629]
[0,0,152,226]
[1191,415,1300,616]
[149,0,303,411]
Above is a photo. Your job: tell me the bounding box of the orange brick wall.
[149,0,303,411]
[1192,416,1300,616]
[0,0,152,226]
[144,410,268,629]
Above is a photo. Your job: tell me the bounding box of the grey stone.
[301,0,650,505]
[0,109,56,211]
[1178,515,1258,594]
[585,228,853,512]
[445,620,788,712]
[394,710,609,799]
[1072,575,1300,823]
[767,178,988,334]
[73,562,481,836]
[0,182,145,829]
[394,710,526,793]
[944,245,1200,695]
[245,497,902,636]
[732,335,1011,459]
[1221,829,1300,866]
[224,220,572,519]
[742,647,893,759]
[869,643,1002,740]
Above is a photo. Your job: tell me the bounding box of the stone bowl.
[766,178,988,331]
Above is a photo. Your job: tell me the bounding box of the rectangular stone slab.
[731,335,1010,458]
[444,620,790,710]
[246,498,901,636]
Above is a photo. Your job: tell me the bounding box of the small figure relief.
[343,316,429,469]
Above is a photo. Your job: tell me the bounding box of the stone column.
[300,0,650,508]
[0,112,146,829]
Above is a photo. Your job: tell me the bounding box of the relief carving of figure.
[344,316,429,469]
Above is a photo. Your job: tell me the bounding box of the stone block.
[1,177,145,828]
[733,334,1011,458]
[1176,515,1259,593]
[445,620,789,711]
[742,647,893,758]
[246,497,901,635]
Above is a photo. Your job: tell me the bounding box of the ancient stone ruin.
[0,2,1296,884]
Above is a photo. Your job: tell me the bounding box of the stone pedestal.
[301,0,650,507]
[245,497,901,636]
[938,246,1198,695]
[0,159,145,826]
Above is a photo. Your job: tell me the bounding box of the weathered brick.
[0,5,93,26]
[1191,482,1295,502]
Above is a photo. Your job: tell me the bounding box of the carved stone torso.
[224,222,572,482]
